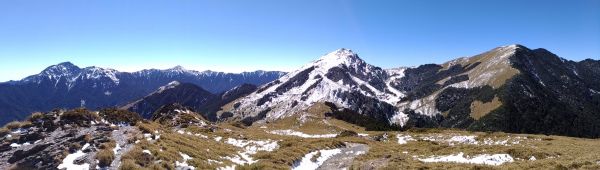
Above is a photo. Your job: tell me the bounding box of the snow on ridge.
[418,152,514,166]
[156,81,181,93]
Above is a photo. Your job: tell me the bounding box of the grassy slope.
[120,106,600,170]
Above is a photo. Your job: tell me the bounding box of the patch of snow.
[389,112,409,127]
[590,89,600,95]
[142,150,151,155]
[175,152,195,170]
[194,133,208,139]
[268,129,337,138]
[447,135,478,145]
[225,138,279,153]
[529,156,536,161]
[10,143,22,148]
[157,81,180,93]
[113,143,122,154]
[217,165,236,170]
[292,148,342,170]
[57,143,91,170]
[222,138,279,165]
[214,136,223,142]
[418,152,514,166]
[208,159,223,165]
[397,134,415,145]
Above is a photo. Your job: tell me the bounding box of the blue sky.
[0,0,599,81]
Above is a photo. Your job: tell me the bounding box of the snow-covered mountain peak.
[312,48,363,70]
[40,62,81,77]
[230,48,406,126]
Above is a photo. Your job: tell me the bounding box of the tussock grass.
[96,149,115,167]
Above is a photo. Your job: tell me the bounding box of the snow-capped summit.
[229,48,407,126]
[26,62,81,82]
[315,48,362,67]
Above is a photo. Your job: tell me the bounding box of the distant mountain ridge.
[0,63,285,125]
[122,81,257,121]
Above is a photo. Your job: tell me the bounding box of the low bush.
[99,108,142,125]
[60,108,99,127]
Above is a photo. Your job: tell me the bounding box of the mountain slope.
[227,48,406,127]
[226,45,600,138]
[0,63,284,125]
[122,81,257,121]
[122,81,218,119]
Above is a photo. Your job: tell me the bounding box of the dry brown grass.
[122,111,600,170]
[4,121,23,130]
[470,96,502,120]
[96,149,115,167]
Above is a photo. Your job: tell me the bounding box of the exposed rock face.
[0,109,139,169]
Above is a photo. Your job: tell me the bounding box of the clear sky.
[0,0,599,82]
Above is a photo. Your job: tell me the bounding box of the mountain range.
[223,45,600,138]
[1,44,600,170]
[0,63,284,125]
[1,44,599,138]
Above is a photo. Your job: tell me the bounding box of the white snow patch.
[447,135,478,145]
[217,165,236,170]
[222,138,279,165]
[113,143,122,154]
[142,150,151,155]
[389,112,409,127]
[292,148,342,170]
[397,134,415,145]
[419,152,514,166]
[268,129,337,138]
[214,136,223,142]
[57,143,91,170]
[175,152,195,170]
